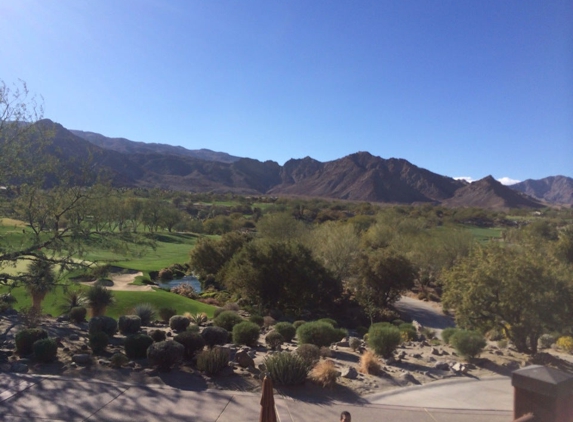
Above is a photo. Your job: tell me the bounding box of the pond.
[157,275,202,293]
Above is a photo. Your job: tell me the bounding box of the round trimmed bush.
[119,315,142,335]
[69,306,87,323]
[89,331,109,355]
[33,338,58,363]
[89,316,117,337]
[133,303,157,326]
[248,315,264,327]
[196,347,230,375]
[169,315,190,332]
[274,322,296,342]
[16,328,48,355]
[368,325,401,358]
[450,330,486,359]
[296,321,346,348]
[265,331,284,350]
[150,329,167,342]
[293,320,306,330]
[232,321,260,346]
[349,337,361,351]
[295,343,321,369]
[124,334,154,359]
[158,307,177,323]
[110,352,129,368]
[214,311,243,331]
[441,327,459,344]
[201,326,230,348]
[174,331,206,359]
[147,341,184,370]
[213,307,225,318]
[538,333,557,350]
[264,352,308,385]
[557,336,573,353]
[317,318,338,328]
[398,323,417,341]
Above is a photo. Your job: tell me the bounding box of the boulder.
[235,350,255,368]
[451,362,468,374]
[72,354,91,365]
[434,361,450,370]
[340,366,358,380]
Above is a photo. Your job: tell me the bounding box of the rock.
[430,347,441,356]
[72,354,91,365]
[3,343,15,350]
[11,363,28,373]
[80,345,88,351]
[258,363,267,372]
[384,356,396,365]
[411,353,422,359]
[397,351,406,359]
[451,362,468,374]
[434,361,450,370]
[98,359,111,365]
[426,356,436,363]
[399,372,420,385]
[63,347,70,352]
[0,363,11,371]
[441,350,450,356]
[69,334,80,341]
[412,320,423,332]
[336,340,349,348]
[235,350,255,368]
[340,366,358,379]
[494,350,504,356]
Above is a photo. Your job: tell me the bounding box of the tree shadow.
[276,382,367,405]
[332,350,360,364]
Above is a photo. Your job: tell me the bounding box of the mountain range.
[5,119,572,209]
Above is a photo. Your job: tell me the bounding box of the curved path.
[394,296,455,336]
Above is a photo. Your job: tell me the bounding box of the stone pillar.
[512,365,573,422]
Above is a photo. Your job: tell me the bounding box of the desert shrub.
[223,302,240,312]
[174,331,206,359]
[33,338,58,363]
[124,334,154,359]
[69,306,87,324]
[158,307,177,323]
[370,322,393,329]
[391,319,405,326]
[263,316,276,328]
[450,330,486,359]
[295,343,321,369]
[133,303,157,326]
[486,327,505,341]
[349,337,361,352]
[16,328,48,355]
[196,347,230,375]
[171,283,197,299]
[368,325,401,358]
[158,268,173,281]
[273,322,296,342]
[293,320,306,330]
[265,331,284,350]
[317,318,338,328]
[264,352,308,385]
[556,336,573,354]
[249,315,264,327]
[20,306,42,328]
[148,341,185,370]
[110,352,129,368]
[538,333,558,350]
[296,321,345,348]
[89,331,109,355]
[119,315,142,335]
[398,323,417,341]
[150,329,167,342]
[187,312,208,326]
[232,321,260,346]
[359,350,381,375]
[201,326,230,348]
[86,285,114,316]
[421,327,436,340]
[320,346,333,358]
[169,315,190,332]
[88,316,117,337]
[310,359,338,388]
[441,327,459,345]
[59,291,87,314]
[187,324,200,334]
[213,307,224,318]
[214,311,243,331]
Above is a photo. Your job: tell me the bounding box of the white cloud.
[497,177,521,186]
[454,176,474,183]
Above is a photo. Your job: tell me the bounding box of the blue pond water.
[158,275,202,293]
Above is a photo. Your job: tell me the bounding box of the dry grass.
[359,350,381,375]
[310,359,338,388]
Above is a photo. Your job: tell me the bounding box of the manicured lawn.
[466,226,503,242]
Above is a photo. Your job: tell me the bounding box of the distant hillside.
[511,176,573,205]
[443,176,544,210]
[71,130,241,163]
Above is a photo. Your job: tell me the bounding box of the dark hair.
[340,411,351,420]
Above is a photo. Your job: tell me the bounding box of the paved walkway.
[0,372,513,421]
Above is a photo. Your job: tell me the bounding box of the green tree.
[442,243,571,354]
[24,258,57,312]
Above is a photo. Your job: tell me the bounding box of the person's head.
[340,411,351,422]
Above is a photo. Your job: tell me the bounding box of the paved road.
[394,296,455,337]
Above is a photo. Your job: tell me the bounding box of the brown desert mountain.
[510,176,573,205]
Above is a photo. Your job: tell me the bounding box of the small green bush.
[232,321,260,346]
[214,311,243,331]
[110,352,129,368]
[196,347,230,375]
[538,333,557,350]
[133,303,157,326]
[124,334,154,359]
[317,318,338,328]
[274,322,296,342]
[201,326,230,348]
[169,315,190,332]
[150,329,167,342]
[33,338,58,363]
[441,327,459,344]
[293,320,306,330]
[119,315,142,335]
[213,307,225,318]
[147,341,184,370]
[398,323,417,341]
[450,330,486,359]
[265,352,308,385]
[420,327,436,340]
[174,331,206,359]
[265,331,284,350]
[349,337,361,351]
[88,316,117,337]
[16,328,48,355]
[296,321,345,348]
[248,315,264,327]
[187,324,200,334]
[69,306,87,324]
[158,307,177,323]
[89,331,109,355]
[391,319,405,326]
[368,325,401,358]
[295,343,321,369]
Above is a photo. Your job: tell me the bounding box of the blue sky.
[1,1,571,183]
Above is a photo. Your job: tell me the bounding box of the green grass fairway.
[466,226,503,243]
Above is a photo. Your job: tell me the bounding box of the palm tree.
[25,259,56,312]
[86,285,115,316]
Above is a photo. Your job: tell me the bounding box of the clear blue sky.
[1,0,571,184]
